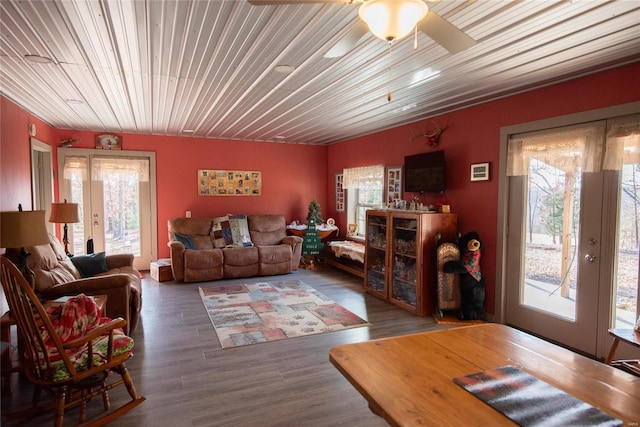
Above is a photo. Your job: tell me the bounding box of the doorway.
[497,104,640,359]
[57,148,157,270]
[30,138,53,231]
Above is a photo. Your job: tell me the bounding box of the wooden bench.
[325,240,365,279]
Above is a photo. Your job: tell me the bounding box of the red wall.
[48,130,328,259]
[0,98,57,313]
[3,62,639,316]
[1,99,328,260]
[0,97,56,211]
[327,62,640,315]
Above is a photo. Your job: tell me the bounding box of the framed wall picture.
[95,133,122,150]
[470,163,490,181]
[335,173,345,212]
[385,166,402,205]
[198,169,262,196]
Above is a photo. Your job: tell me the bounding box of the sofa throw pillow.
[71,252,108,278]
[228,214,253,247]
[211,215,233,248]
[174,233,196,250]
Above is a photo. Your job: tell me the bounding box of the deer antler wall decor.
[409,121,443,146]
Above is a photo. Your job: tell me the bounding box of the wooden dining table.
[329,323,640,426]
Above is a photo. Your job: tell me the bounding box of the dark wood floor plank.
[1,267,453,426]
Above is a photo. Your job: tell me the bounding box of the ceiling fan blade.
[417,11,476,54]
[248,0,347,5]
[324,21,369,58]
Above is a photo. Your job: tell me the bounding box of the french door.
[57,149,157,270]
[504,114,639,357]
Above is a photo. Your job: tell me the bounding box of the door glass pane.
[100,170,141,256]
[69,170,87,256]
[614,162,640,327]
[523,159,580,321]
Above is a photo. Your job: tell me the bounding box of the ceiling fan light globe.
[359,0,428,42]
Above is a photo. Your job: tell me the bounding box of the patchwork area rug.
[199,279,369,349]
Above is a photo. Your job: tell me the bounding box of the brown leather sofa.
[26,233,142,334]
[168,214,303,283]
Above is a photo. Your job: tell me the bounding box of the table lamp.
[48,200,79,256]
[1,205,50,286]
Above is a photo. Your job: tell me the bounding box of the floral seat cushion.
[40,294,134,382]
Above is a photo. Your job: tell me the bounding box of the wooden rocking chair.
[0,256,145,426]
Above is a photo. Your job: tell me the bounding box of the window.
[343,165,385,237]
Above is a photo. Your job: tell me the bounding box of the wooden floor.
[2,267,453,427]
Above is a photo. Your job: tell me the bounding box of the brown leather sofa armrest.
[282,235,303,271]
[105,253,134,269]
[168,241,185,250]
[40,274,133,334]
[168,241,186,282]
[282,235,303,246]
[40,274,129,297]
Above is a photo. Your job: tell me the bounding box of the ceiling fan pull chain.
[387,41,393,102]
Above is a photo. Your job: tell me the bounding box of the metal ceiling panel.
[1,0,638,145]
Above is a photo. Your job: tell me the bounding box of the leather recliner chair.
[25,233,142,334]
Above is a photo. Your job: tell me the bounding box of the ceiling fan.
[248,0,476,57]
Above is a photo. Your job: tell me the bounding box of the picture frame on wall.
[470,163,490,181]
[95,133,122,150]
[385,166,402,205]
[335,173,345,212]
[197,169,262,196]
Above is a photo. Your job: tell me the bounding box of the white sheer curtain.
[507,123,606,176]
[603,116,640,170]
[343,165,384,189]
[63,156,88,180]
[91,157,150,182]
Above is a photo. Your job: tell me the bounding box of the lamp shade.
[0,210,50,248]
[49,202,80,224]
[359,0,428,42]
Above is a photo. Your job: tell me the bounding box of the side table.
[1,311,22,395]
[150,260,173,282]
[605,328,640,376]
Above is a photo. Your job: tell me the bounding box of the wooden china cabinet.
[364,209,457,316]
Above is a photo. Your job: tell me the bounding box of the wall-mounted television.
[404,150,446,193]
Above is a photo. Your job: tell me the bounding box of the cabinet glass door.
[391,215,419,311]
[365,212,388,298]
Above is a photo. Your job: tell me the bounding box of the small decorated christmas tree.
[306,199,323,225]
